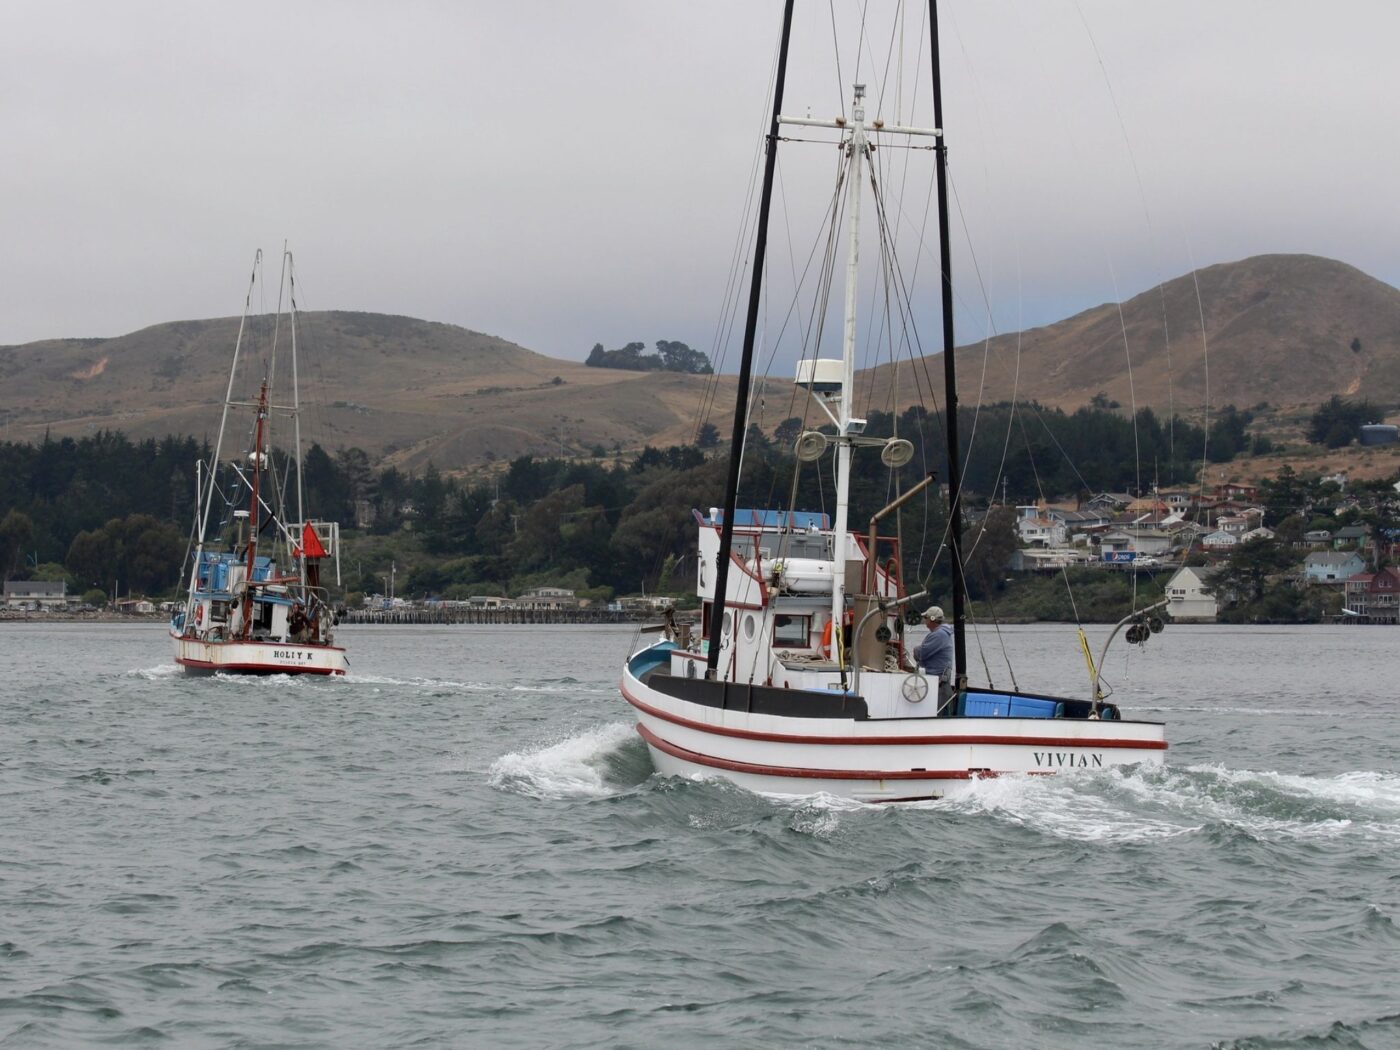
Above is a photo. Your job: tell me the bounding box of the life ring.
[820,613,855,658]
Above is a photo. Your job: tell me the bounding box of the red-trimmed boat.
[171,249,347,677]
[619,1,1166,802]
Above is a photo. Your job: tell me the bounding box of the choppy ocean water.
[1,621,1397,1049]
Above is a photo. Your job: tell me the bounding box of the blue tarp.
[704,509,830,529]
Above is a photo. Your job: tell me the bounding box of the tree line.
[0,398,1254,603]
[585,339,714,374]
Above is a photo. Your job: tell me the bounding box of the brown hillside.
[4,255,1396,472]
[863,254,1400,416]
[0,312,736,470]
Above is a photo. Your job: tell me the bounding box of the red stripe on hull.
[170,632,345,654]
[175,657,344,676]
[637,723,974,781]
[621,678,1166,750]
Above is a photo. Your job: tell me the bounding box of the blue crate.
[962,692,1063,719]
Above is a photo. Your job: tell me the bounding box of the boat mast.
[288,253,307,591]
[929,0,968,687]
[706,0,795,678]
[829,84,870,653]
[243,380,268,640]
[184,250,261,617]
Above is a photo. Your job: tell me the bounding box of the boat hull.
[621,642,1166,803]
[172,632,347,676]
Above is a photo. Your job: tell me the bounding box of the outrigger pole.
[706,0,795,678]
[928,0,969,688]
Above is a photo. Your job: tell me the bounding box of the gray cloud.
[3,1,1396,368]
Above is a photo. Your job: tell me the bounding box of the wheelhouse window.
[773,613,811,648]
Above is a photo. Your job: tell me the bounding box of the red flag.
[300,522,328,559]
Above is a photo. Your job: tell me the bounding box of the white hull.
[172,631,347,676]
[622,642,1165,803]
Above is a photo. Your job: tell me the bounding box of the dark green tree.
[0,509,35,579]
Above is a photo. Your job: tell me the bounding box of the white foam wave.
[129,663,182,680]
[941,765,1400,844]
[346,673,494,689]
[206,671,329,690]
[1132,705,1332,716]
[508,684,615,695]
[488,723,635,799]
[1182,764,1400,820]
[942,773,1196,843]
[344,672,612,696]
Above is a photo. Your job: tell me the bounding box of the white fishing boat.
[620,1,1167,801]
[171,249,346,676]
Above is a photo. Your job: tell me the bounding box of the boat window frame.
[742,612,758,640]
[773,612,811,648]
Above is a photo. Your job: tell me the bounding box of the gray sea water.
[1,621,1397,1049]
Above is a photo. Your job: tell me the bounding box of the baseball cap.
[922,605,944,621]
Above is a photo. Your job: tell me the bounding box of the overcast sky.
[4,1,1398,367]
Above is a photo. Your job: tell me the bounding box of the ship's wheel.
[901,673,929,703]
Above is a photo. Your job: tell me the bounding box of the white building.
[516,586,579,610]
[1201,530,1238,550]
[1165,565,1225,622]
[3,580,69,610]
[1015,506,1067,547]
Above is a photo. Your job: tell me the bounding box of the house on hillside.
[3,580,69,611]
[1008,548,1087,572]
[1160,490,1194,514]
[1015,506,1067,548]
[1342,566,1400,623]
[1300,529,1333,549]
[1125,495,1168,518]
[1216,482,1259,502]
[1166,565,1226,622]
[1087,492,1133,512]
[1049,507,1114,532]
[1199,498,1259,525]
[1202,529,1238,551]
[1099,527,1175,558]
[1303,551,1367,585]
[1333,525,1370,550]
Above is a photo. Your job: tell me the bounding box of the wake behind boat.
[620,1,1167,802]
[171,250,346,676]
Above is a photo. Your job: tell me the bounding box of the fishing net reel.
[1123,613,1165,646]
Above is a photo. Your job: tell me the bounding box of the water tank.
[1360,424,1398,446]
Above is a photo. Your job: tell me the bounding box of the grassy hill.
[4,254,1399,473]
[0,311,738,471]
[863,254,1400,417]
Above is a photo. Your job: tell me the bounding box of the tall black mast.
[929,0,968,686]
[706,0,796,677]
